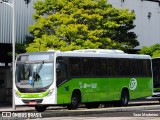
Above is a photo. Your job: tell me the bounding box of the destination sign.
[17,53,54,61]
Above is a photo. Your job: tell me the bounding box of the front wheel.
[67,91,81,110]
[35,105,47,112]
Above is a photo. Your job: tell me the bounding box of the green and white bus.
[14,49,153,112]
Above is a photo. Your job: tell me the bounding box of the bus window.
[69,58,81,77]
[56,63,67,86]
[95,59,107,76]
[107,59,119,77]
[82,58,94,76]
[131,59,139,77]
[141,60,151,77]
[119,59,131,76]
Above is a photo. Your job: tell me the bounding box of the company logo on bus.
[129,78,137,90]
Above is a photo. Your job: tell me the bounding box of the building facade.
[0,0,35,105]
[108,0,160,49]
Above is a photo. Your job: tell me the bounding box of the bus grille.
[22,99,43,104]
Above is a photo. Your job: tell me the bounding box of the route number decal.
[129,78,137,90]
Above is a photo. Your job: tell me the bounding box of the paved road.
[1,100,160,119]
[35,117,160,120]
[34,110,160,120]
[34,109,160,120]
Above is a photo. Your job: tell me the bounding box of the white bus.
[14,49,153,112]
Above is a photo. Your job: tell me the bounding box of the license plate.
[29,102,37,105]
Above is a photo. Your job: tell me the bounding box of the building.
[0,0,35,105]
[108,0,160,49]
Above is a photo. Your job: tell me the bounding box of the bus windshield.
[16,62,54,88]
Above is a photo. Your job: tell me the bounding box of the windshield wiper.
[36,61,44,74]
[32,61,44,83]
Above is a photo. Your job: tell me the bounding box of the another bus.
[150,58,160,100]
[14,49,153,112]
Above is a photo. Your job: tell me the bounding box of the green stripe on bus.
[16,89,50,98]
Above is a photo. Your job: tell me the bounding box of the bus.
[150,58,160,100]
[14,49,153,112]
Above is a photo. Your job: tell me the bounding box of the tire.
[120,90,129,106]
[67,91,81,110]
[86,103,100,109]
[35,105,47,112]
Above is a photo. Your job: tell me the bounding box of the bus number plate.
[29,102,37,105]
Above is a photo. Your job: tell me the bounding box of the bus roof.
[152,57,160,60]
[56,49,151,59]
[18,49,151,60]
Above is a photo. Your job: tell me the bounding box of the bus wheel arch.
[120,88,129,106]
[67,89,81,110]
[35,105,47,112]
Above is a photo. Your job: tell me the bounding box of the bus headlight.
[47,89,54,96]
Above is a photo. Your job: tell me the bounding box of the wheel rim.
[122,94,127,104]
[121,91,129,105]
[72,96,78,106]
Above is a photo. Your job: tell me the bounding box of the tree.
[26,0,139,52]
[139,44,160,58]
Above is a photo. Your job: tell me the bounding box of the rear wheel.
[120,89,129,106]
[67,91,81,110]
[35,105,47,112]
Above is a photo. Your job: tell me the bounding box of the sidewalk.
[0,105,35,112]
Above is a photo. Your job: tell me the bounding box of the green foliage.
[7,43,26,57]
[139,44,160,58]
[26,0,139,52]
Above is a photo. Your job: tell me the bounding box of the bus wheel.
[86,103,100,109]
[35,105,47,112]
[120,89,129,106]
[67,91,81,110]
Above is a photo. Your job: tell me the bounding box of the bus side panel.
[56,77,152,104]
[129,77,153,99]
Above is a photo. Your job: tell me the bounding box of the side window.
[138,60,143,76]
[69,58,81,76]
[82,58,94,76]
[131,59,139,77]
[119,59,131,76]
[107,59,119,77]
[95,59,107,76]
[56,57,67,86]
[142,60,151,77]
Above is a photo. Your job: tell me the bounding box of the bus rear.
[152,58,160,99]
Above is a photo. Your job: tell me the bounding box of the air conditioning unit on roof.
[73,49,125,54]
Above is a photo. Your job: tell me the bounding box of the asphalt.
[0,99,158,112]
[0,100,160,118]
[0,105,35,112]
